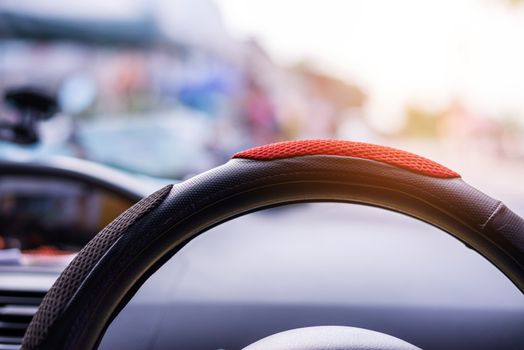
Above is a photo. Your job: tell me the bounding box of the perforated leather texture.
[22,185,172,350]
[234,139,460,178]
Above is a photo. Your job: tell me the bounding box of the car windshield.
[0,0,523,185]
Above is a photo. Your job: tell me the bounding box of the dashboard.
[0,176,131,259]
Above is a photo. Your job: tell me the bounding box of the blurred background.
[0,2,524,348]
[0,0,522,196]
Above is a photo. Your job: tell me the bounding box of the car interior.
[0,1,523,350]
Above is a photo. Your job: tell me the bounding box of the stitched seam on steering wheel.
[480,201,504,231]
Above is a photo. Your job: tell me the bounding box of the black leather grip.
[22,155,524,350]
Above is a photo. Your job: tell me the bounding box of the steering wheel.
[22,140,524,350]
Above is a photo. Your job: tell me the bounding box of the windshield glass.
[1,0,523,184]
[0,0,522,200]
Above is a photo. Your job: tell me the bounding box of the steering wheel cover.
[233,139,460,178]
[22,140,524,350]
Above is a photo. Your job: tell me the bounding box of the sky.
[216,0,524,132]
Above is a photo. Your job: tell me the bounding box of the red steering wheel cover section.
[234,139,460,179]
